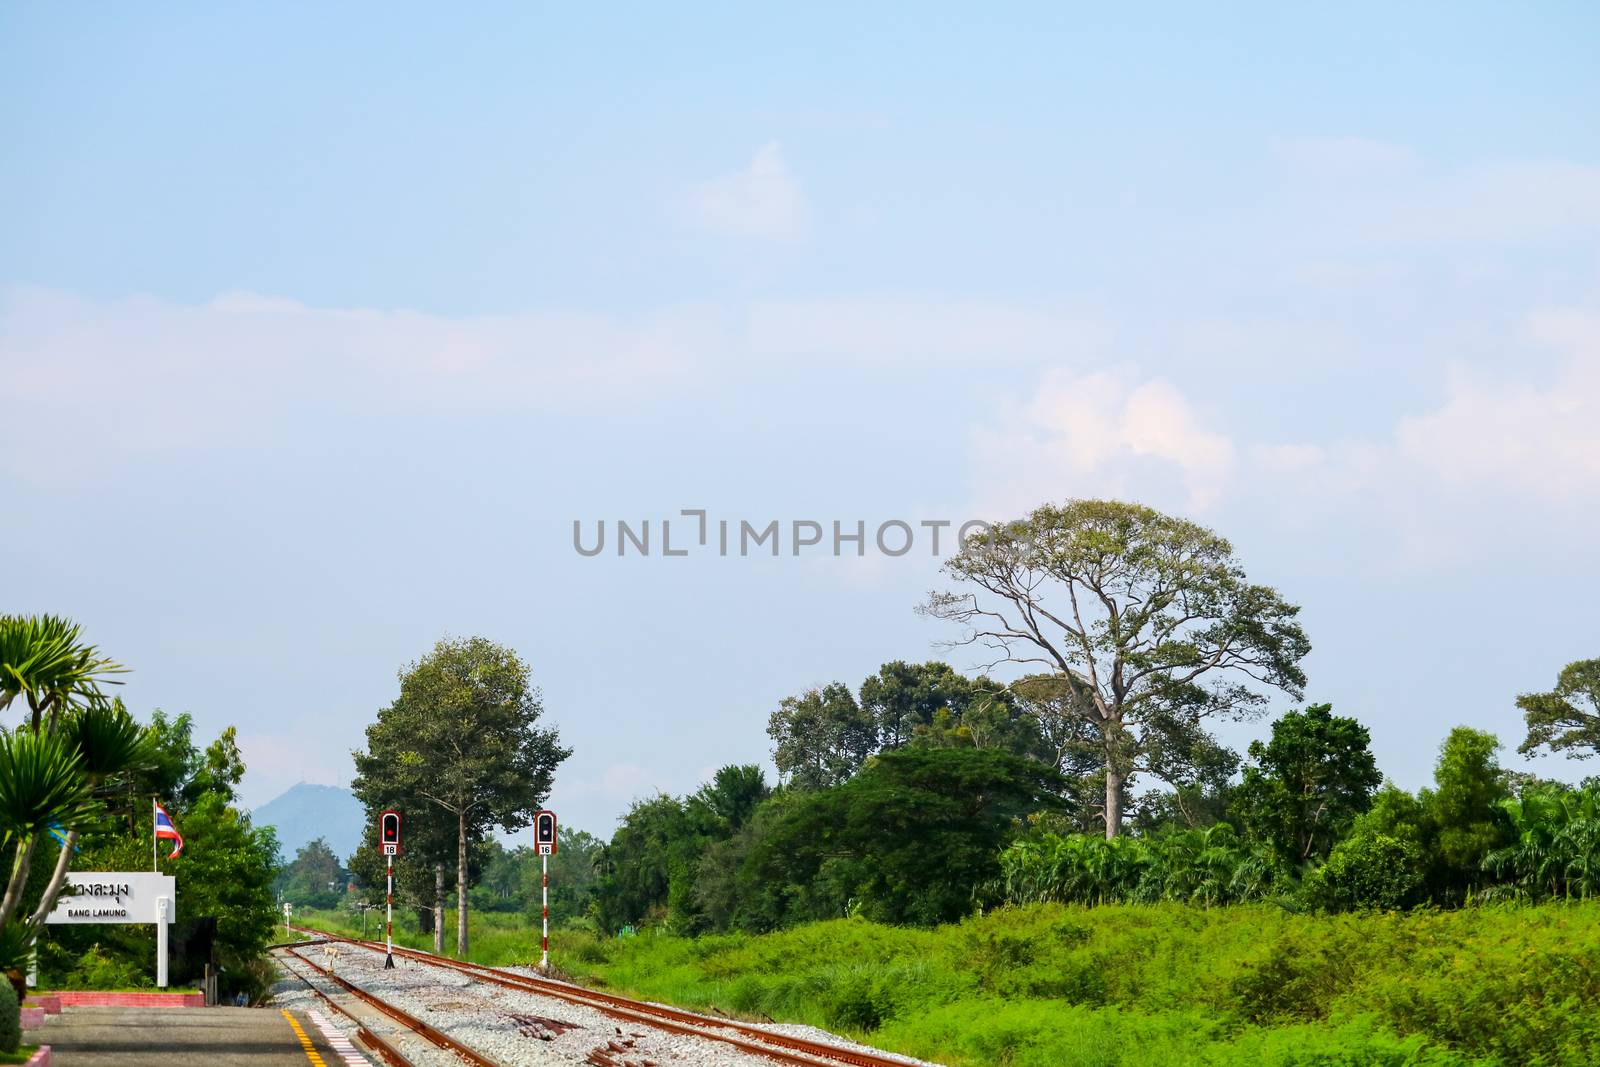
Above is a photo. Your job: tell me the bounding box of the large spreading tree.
[351,636,568,957]
[921,500,1311,837]
[1517,657,1600,761]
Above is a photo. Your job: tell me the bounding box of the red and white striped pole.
[384,855,395,969]
[540,853,549,971]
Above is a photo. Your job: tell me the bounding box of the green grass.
[0,1045,38,1065]
[295,902,1600,1066]
[293,906,533,963]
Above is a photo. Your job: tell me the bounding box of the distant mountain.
[254,783,365,864]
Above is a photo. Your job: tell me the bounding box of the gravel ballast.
[274,940,945,1066]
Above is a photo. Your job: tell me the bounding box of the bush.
[1230,930,1356,1022]
[0,978,17,1054]
[46,942,151,990]
[1306,834,1424,912]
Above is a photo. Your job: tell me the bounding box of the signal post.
[534,809,557,971]
[380,810,402,969]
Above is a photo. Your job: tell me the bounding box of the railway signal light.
[535,809,558,971]
[381,810,402,856]
[534,810,557,855]
[379,810,401,969]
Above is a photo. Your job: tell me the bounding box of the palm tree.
[26,701,152,926]
[0,615,125,732]
[0,615,142,993]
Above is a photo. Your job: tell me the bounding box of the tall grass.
[296,902,1600,1066]
[293,905,536,965]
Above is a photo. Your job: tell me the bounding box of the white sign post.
[156,898,170,987]
[45,872,177,988]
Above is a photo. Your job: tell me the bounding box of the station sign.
[44,872,175,925]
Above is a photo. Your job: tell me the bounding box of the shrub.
[1230,930,1357,1022]
[1306,834,1423,912]
[824,971,889,1031]
[50,942,150,990]
[0,977,17,1054]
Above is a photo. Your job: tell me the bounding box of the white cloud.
[0,287,713,480]
[967,307,1600,556]
[685,142,807,240]
[1,287,1118,482]
[1394,311,1600,498]
[971,369,1235,516]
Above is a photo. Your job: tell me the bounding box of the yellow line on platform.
[281,1008,329,1066]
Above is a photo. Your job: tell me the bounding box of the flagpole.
[152,797,157,872]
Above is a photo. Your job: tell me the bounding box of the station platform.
[36,1005,368,1066]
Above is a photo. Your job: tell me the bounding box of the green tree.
[743,748,1067,926]
[691,765,769,833]
[1007,673,1104,779]
[1132,780,1237,833]
[1518,658,1600,761]
[1421,727,1513,897]
[1332,732,1514,907]
[922,500,1310,837]
[351,635,568,956]
[477,841,525,907]
[1234,704,1382,865]
[278,837,344,906]
[859,661,980,750]
[767,683,876,790]
[184,726,246,806]
[1305,832,1424,911]
[592,767,772,935]
[1484,782,1600,900]
[592,794,704,932]
[538,828,604,928]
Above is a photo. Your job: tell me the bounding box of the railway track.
[284,924,927,1067]
[274,945,493,1067]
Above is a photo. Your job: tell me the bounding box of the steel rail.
[273,950,416,1067]
[290,925,917,1067]
[279,946,503,1067]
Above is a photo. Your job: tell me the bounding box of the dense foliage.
[587,690,1600,939]
[37,708,281,1000]
[589,749,1063,934]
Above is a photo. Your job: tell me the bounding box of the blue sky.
[4,5,1599,834]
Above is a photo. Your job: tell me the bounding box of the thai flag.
[154,800,184,859]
